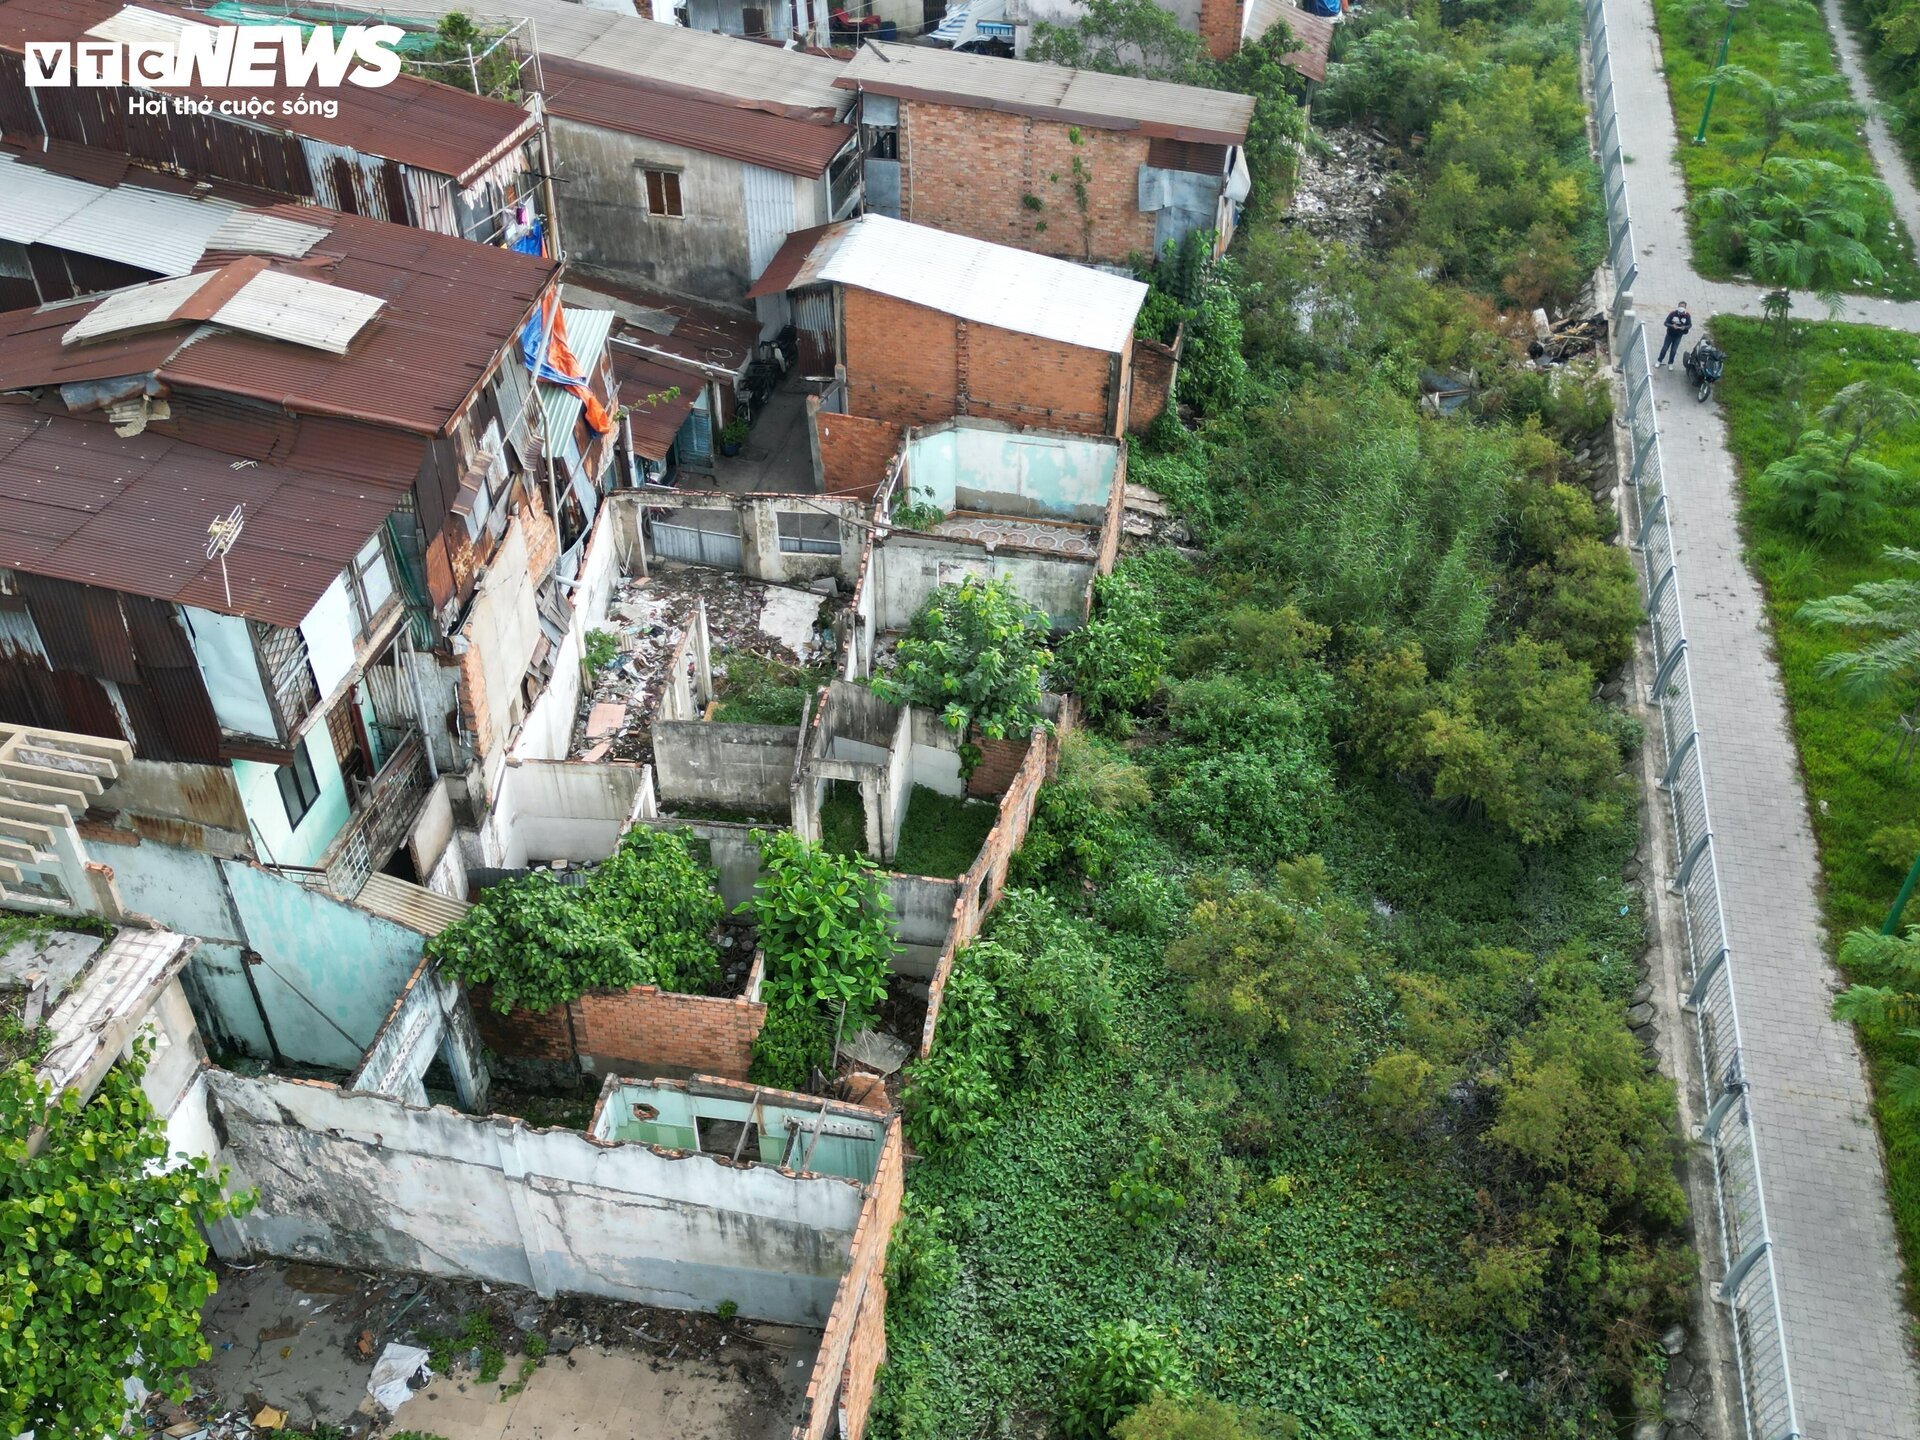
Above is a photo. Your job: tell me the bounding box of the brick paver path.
[1601,0,1920,1433]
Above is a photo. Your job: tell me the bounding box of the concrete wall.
[479,760,645,869]
[350,957,490,1113]
[517,502,626,763]
[905,422,1120,523]
[907,707,966,797]
[653,722,799,811]
[630,492,866,588]
[206,1070,869,1324]
[549,118,756,305]
[231,722,350,869]
[95,757,252,855]
[872,532,1095,630]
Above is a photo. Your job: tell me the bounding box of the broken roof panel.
[537,305,616,446]
[0,149,240,275]
[1244,0,1335,85]
[747,214,1146,354]
[612,344,701,462]
[0,400,421,625]
[384,0,849,114]
[563,278,759,377]
[836,41,1254,145]
[0,203,558,435]
[0,0,542,183]
[537,53,852,178]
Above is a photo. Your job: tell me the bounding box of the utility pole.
[1694,0,1749,145]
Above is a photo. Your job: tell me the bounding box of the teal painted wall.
[906,426,1118,522]
[232,726,351,869]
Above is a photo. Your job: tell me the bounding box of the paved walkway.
[1600,0,1920,1435]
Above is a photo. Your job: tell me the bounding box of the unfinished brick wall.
[1198,0,1244,59]
[817,412,905,500]
[965,733,1033,799]
[467,969,767,1082]
[1128,326,1182,434]
[898,99,1157,266]
[841,289,1122,438]
[792,1119,905,1440]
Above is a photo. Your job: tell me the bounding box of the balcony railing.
[254,622,320,735]
[319,729,431,901]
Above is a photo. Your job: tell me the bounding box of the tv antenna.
[206,504,245,608]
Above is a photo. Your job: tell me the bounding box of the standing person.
[1657,302,1691,368]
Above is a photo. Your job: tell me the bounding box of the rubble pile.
[1283,126,1403,251]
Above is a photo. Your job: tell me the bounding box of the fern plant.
[1835,928,1920,1117]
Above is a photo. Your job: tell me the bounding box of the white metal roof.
[791,214,1145,354]
[204,210,332,259]
[63,270,217,345]
[0,151,240,277]
[538,306,618,443]
[62,265,385,353]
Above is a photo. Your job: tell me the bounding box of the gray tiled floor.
[1602,0,1920,1431]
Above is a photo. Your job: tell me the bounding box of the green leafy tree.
[429,872,641,1014]
[872,575,1053,744]
[1695,157,1891,314]
[1166,857,1383,1085]
[1,1046,251,1439]
[1833,927,1920,1115]
[1760,431,1904,538]
[1798,547,1920,704]
[410,12,521,100]
[746,829,895,1025]
[1056,571,1169,721]
[1061,1320,1190,1440]
[1029,0,1205,82]
[585,827,724,993]
[1522,534,1643,673]
[1700,42,1869,170]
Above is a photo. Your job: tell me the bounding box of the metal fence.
[1583,1,1800,1435]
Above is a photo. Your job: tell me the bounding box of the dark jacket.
[1664,309,1693,336]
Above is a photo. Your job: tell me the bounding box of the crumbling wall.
[207,1070,868,1323]
[516,503,625,762]
[653,722,799,811]
[816,411,905,501]
[477,760,644,869]
[905,421,1121,523]
[570,958,767,1080]
[874,532,1095,630]
[1127,325,1182,435]
[791,1121,905,1440]
[350,956,489,1113]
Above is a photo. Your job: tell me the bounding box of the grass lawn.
[1713,314,1920,1307]
[892,788,999,878]
[1649,0,1920,295]
[819,781,867,859]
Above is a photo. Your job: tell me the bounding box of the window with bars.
[253,620,319,733]
[643,169,684,219]
[275,735,322,829]
[344,531,396,636]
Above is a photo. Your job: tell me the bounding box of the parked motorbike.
[1683,339,1724,403]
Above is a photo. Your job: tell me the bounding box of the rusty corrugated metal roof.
[0,0,541,182]
[612,343,701,461]
[1245,0,1334,85]
[0,397,419,626]
[836,41,1253,145]
[562,277,758,377]
[539,54,851,179]
[0,203,560,436]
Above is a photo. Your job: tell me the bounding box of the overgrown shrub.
[430,873,644,1014]
[747,1001,836,1091]
[1115,1396,1299,1440]
[746,830,895,1026]
[587,828,725,993]
[1060,1321,1189,1440]
[1056,571,1170,721]
[885,1194,960,1316]
[1521,535,1642,674]
[872,575,1053,746]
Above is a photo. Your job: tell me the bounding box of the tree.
[1056,571,1169,720]
[746,830,896,1025]
[872,575,1053,745]
[1029,0,1205,83]
[1695,157,1891,314]
[1798,547,1920,704]
[1700,42,1869,171]
[1,1046,251,1439]
[1833,927,1920,1115]
[428,872,643,1013]
[585,827,725,993]
[410,12,522,100]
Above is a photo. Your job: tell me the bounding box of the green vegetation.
[1709,315,1920,1304]
[582,627,619,673]
[429,827,723,1012]
[407,12,521,100]
[1649,0,1918,292]
[872,575,1054,750]
[1844,0,1920,183]
[1,1042,251,1438]
[893,789,1000,879]
[710,650,825,725]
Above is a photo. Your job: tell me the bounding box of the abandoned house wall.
[653,722,799,811]
[1127,326,1182,434]
[89,838,428,1070]
[204,1069,867,1324]
[478,760,644,869]
[628,493,865,588]
[816,410,905,501]
[872,532,1096,631]
[93,758,253,857]
[516,503,626,763]
[350,957,490,1114]
[907,708,967,797]
[791,1121,904,1440]
[904,423,1120,523]
[884,873,964,980]
[458,518,547,808]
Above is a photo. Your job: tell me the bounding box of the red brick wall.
[965,733,1032,799]
[521,482,561,586]
[570,985,766,1080]
[792,1119,905,1440]
[1128,325,1182,434]
[817,412,905,501]
[467,978,767,1082]
[1198,0,1243,59]
[841,289,1123,438]
[898,99,1157,266]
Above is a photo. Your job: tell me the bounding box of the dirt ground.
[175,1260,820,1440]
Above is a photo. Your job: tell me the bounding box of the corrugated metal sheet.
[539,54,851,178]
[203,210,329,259]
[612,346,701,461]
[1145,138,1229,176]
[568,277,759,378]
[1245,0,1335,84]
[744,162,800,281]
[837,41,1254,144]
[355,872,471,937]
[0,0,541,184]
[792,285,835,374]
[537,306,616,451]
[747,213,1146,354]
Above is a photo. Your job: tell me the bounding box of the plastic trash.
[368,1342,432,1412]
